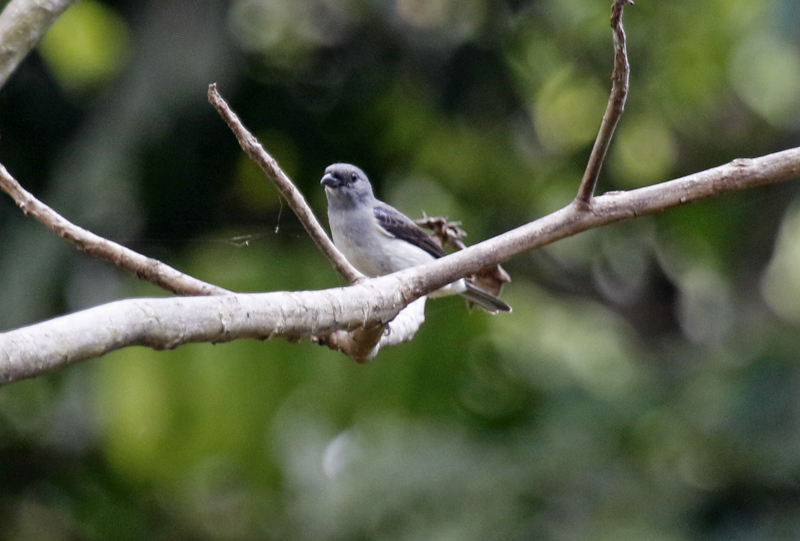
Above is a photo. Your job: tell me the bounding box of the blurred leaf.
[729,33,800,127]
[610,114,678,188]
[38,0,131,95]
[534,67,608,153]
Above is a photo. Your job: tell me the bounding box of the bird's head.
[321,163,375,207]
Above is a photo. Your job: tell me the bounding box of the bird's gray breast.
[328,206,434,277]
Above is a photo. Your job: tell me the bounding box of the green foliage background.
[2,0,800,538]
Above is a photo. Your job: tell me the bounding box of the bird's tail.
[460,282,512,313]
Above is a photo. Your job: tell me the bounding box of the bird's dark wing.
[373,203,447,259]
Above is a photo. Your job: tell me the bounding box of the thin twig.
[575,0,633,208]
[0,162,229,296]
[207,83,363,285]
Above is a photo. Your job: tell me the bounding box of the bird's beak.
[320,173,340,188]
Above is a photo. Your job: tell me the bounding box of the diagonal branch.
[207,83,363,285]
[575,0,633,207]
[0,162,229,296]
[405,149,800,300]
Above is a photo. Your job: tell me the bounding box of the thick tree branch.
[575,0,632,207]
[0,162,229,296]
[0,0,76,89]
[2,146,798,383]
[207,83,363,285]
[0,283,409,383]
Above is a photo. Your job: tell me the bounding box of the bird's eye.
[351,173,358,182]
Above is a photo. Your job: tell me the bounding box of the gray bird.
[321,163,511,313]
